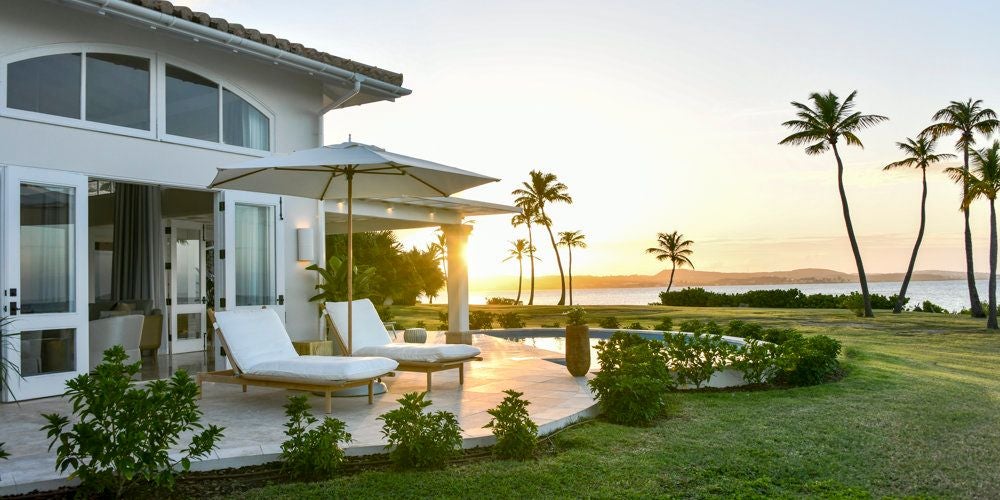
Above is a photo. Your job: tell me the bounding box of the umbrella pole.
[347,171,354,356]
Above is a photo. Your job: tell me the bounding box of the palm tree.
[779,90,888,318]
[513,170,573,305]
[503,239,536,305]
[646,231,694,293]
[430,230,447,279]
[945,140,1000,329]
[922,99,999,318]
[558,231,587,306]
[511,205,538,305]
[883,136,955,314]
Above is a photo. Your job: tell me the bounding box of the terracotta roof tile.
[124,0,404,86]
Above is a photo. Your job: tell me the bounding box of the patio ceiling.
[324,196,519,233]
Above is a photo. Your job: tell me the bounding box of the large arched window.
[2,46,272,154]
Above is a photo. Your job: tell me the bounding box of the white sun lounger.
[324,299,482,390]
[197,307,398,413]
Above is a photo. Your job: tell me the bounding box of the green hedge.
[659,287,904,310]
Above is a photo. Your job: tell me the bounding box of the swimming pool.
[484,328,749,388]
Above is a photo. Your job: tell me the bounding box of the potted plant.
[564,307,590,376]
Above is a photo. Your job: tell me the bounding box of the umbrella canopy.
[208,141,498,198]
[208,141,497,355]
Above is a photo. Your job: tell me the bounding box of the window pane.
[165,64,218,141]
[176,312,203,341]
[235,204,275,306]
[20,329,76,376]
[21,184,75,314]
[175,227,202,305]
[6,53,81,119]
[86,53,149,130]
[223,89,269,151]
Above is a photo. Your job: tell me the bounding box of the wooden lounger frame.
[197,308,394,413]
[324,312,483,391]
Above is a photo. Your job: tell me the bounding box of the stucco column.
[443,224,472,335]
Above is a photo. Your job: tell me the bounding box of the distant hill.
[473,268,985,290]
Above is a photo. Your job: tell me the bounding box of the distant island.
[473,268,987,291]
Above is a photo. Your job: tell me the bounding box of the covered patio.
[0,334,597,494]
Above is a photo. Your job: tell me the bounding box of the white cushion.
[246,356,398,382]
[325,299,394,350]
[355,344,481,363]
[214,308,297,372]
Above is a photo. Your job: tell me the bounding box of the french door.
[213,191,285,369]
[1,166,88,401]
[166,220,207,354]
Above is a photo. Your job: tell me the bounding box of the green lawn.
[241,306,1000,499]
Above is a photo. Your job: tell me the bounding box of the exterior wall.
[0,0,329,340]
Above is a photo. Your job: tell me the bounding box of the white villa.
[0,0,514,402]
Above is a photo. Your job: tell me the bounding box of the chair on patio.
[324,299,483,391]
[197,307,398,413]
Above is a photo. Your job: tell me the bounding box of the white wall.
[0,0,331,339]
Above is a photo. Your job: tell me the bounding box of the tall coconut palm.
[646,231,694,293]
[511,204,538,305]
[883,136,955,313]
[558,230,587,306]
[513,170,573,305]
[503,239,536,305]
[430,230,447,279]
[945,140,1000,329]
[922,99,998,318]
[779,90,888,318]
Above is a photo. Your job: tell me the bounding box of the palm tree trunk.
[568,246,574,306]
[515,257,523,305]
[988,200,997,329]
[541,209,567,305]
[963,145,986,317]
[527,224,536,306]
[832,142,874,317]
[667,262,676,293]
[895,167,928,314]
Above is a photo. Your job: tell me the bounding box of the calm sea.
[470,279,994,313]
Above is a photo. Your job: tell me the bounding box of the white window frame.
[0,43,275,157]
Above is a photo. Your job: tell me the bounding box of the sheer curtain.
[223,89,269,151]
[20,184,75,314]
[235,204,274,305]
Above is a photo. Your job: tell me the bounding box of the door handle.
[9,302,19,315]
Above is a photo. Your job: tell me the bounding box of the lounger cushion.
[213,308,299,372]
[246,356,398,382]
[354,344,481,363]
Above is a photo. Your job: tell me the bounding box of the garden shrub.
[654,317,673,331]
[678,319,704,333]
[775,335,842,386]
[740,327,802,345]
[725,320,762,339]
[280,395,352,480]
[486,297,520,305]
[41,346,223,497]
[913,300,947,313]
[415,320,427,329]
[374,304,394,323]
[598,316,621,329]
[484,389,538,460]
[626,322,646,330]
[0,443,7,460]
[659,287,903,311]
[663,332,734,388]
[469,311,495,330]
[540,322,562,328]
[496,312,526,328]
[436,311,449,330]
[379,392,462,469]
[565,306,588,326]
[588,332,674,426]
[732,339,781,385]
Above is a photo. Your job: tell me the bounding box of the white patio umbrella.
[208,141,498,354]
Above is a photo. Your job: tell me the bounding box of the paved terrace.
[0,334,597,494]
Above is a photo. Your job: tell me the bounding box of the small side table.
[403,328,427,343]
[292,340,334,356]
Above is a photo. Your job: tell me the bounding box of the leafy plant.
[374,304,394,323]
[588,332,674,426]
[437,311,449,331]
[678,319,704,333]
[378,392,462,469]
[486,297,520,305]
[654,317,673,332]
[659,287,904,310]
[626,322,646,330]
[306,254,379,304]
[598,316,620,329]
[497,312,526,328]
[775,335,842,386]
[415,320,427,329]
[484,389,538,460]
[565,307,588,326]
[40,346,223,498]
[280,395,352,480]
[913,300,947,313]
[469,311,495,330]
[1,316,18,402]
[0,443,8,460]
[732,339,781,385]
[663,332,734,388]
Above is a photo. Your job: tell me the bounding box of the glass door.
[166,220,206,354]
[213,191,285,370]
[1,166,88,401]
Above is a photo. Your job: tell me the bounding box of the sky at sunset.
[179,0,1000,288]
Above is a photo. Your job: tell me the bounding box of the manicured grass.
[241,306,1000,499]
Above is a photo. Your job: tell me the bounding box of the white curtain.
[19,184,75,314]
[223,89,269,151]
[234,204,274,306]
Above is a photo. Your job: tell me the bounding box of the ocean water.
[470,279,994,313]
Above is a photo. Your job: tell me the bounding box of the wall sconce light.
[296,228,315,262]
